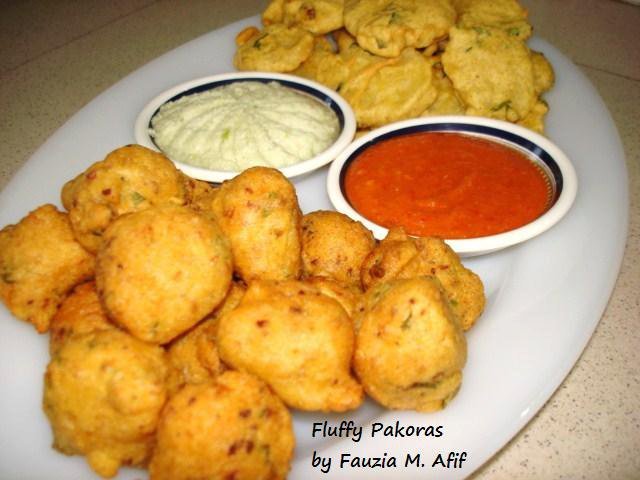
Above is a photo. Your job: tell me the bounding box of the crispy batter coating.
[49,282,116,355]
[165,282,246,394]
[301,210,375,289]
[516,99,549,133]
[212,167,302,283]
[96,205,233,344]
[234,24,314,72]
[0,204,94,333]
[263,0,344,35]
[344,0,456,58]
[442,26,537,122]
[149,371,294,480]
[217,280,363,412]
[43,329,168,478]
[61,144,187,253]
[361,228,485,331]
[453,0,532,40]
[338,44,437,128]
[354,276,467,411]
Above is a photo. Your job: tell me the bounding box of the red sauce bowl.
[327,116,578,257]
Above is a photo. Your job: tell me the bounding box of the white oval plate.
[0,15,628,480]
[134,71,356,183]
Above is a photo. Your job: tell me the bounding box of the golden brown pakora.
[263,0,344,35]
[211,167,303,283]
[301,210,375,289]
[441,26,537,122]
[217,280,363,412]
[43,329,169,478]
[149,371,294,480]
[234,24,314,72]
[343,0,456,58]
[354,276,467,412]
[361,228,485,331]
[61,144,187,253]
[453,0,532,40]
[96,205,233,344]
[0,204,94,333]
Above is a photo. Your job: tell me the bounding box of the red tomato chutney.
[343,132,551,239]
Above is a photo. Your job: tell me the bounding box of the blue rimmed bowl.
[134,72,356,183]
[327,116,578,257]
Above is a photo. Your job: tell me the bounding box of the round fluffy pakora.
[343,0,456,58]
[149,371,294,480]
[441,26,537,122]
[361,228,485,331]
[96,205,233,344]
[301,210,375,289]
[49,282,116,355]
[61,144,187,254]
[338,45,438,128]
[212,167,302,283]
[234,24,314,72]
[43,329,169,478]
[217,280,363,412]
[165,282,246,394]
[0,204,94,333]
[263,0,344,35]
[303,276,362,319]
[354,276,467,412]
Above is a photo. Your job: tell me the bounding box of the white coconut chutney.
[149,81,340,171]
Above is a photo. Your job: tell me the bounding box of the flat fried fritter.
[234,24,314,72]
[344,0,456,58]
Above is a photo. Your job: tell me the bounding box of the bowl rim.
[134,71,356,183]
[326,115,578,256]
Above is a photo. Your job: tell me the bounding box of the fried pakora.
[149,371,294,480]
[49,281,116,355]
[96,205,233,344]
[453,0,532,40]
[293,35,350,90]
[0,204,94,333]
[301,210,375,289]
[263,0,344,35]
[211,167,302,282]
[354,276,467,412]
[43,329,168,478]
[217,280,363,412]
[361,228,485,331]
[338,44,437,128]
[234,24,314,72]
[441,26,537,122]
[61,144,187,253]
[343,0,456,58]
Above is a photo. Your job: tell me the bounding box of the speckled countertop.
[1,0,638,478]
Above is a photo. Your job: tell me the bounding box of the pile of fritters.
[234,0,554,132]
[0,144,485,478]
